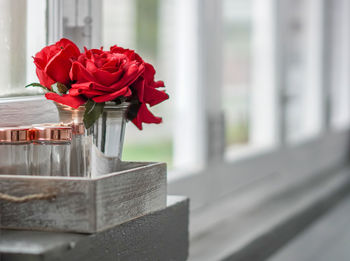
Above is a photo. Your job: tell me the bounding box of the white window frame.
[169,0,350,211]
[0,0,349,212]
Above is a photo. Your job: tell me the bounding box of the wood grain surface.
[0,97,58,127]
[0,162,167,233]
[0,196,189,261]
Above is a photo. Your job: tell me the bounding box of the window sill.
[189,164,350,261]
[270,192,350,260]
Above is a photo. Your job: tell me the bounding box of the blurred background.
[1,0,350,260]
[2,0,349,177]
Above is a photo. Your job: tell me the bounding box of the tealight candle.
[0,127,31,175]
[31,125,72,176]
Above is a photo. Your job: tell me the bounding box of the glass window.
[329,0,350,129]
[103,0,173,168]
[282,0,324,143]
[222,0,278,158]
[102,0,200,175]
[0,0,46,97]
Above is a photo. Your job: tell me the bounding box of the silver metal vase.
[55,103,87,177]
[55,102,129,177]
[87,102,129,177]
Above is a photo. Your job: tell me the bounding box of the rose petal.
[35,68,55,90]
[143,86,169,106]
[110,46,144,63]
[132,103,162,130]
[70,82,93,91]
[153,80,165,88]
[33,45,54,69]
[33,57,46,71]
[45,92,86,109]
[70,61,95,83]
[45,44,79,84]
[108,62,145,91]
[110,45,128,54]
[92,87,132,103]
[71,82,113,92]
[93,68,123,86]
[69,88,107,97]
[33,38,80,81]
[144,63,156,83]
[132,78,145,102]
[55,38,81,57]
[86,59,98,72]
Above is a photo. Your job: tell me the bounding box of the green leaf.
[51,82,68,96]
[25,83,47,89]
[83,100,105,129]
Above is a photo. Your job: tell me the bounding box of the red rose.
[69,48,144,103]
[33,38,80,89]
[30,39,168,129]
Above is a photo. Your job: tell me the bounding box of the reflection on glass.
[31,126,72,176]
[329,0,350,129]
[283,0,323,142]
[31,143,71,176]
[222,0,252,148]
[0,127,31,175]
[223,0,278,156]
[0,144,31,175]
[0,0,46,97]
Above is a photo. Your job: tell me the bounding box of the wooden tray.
[0,162,167,233]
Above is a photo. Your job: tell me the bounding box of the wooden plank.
[0,176,94,233]
[189,165,350,261]
[0,196,189,261]
[269,193,350,261]
[0,97,58,127]
[0,162,167,233]
[96,162,167,230]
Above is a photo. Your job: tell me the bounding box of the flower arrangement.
[26,38,169,129]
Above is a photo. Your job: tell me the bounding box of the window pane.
[103,0,173,168]
[222,0,277,158]
[102,0,200,174]
[329,0,350,129]
[282,0,324,143]
[0,0,46,97]
[223,0,251,147]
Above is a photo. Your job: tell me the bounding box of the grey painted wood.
[0,196,189,261]
[189,165,350,261]
[95,162,167,230]
[0,97,58,127]
[268,193,350,261]
[0,162,167,233]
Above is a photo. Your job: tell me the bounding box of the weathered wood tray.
[0,162,167,233]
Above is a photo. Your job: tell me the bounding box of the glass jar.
[55,103,88,177]
[0,127,31,175]
[31,125,72,176]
